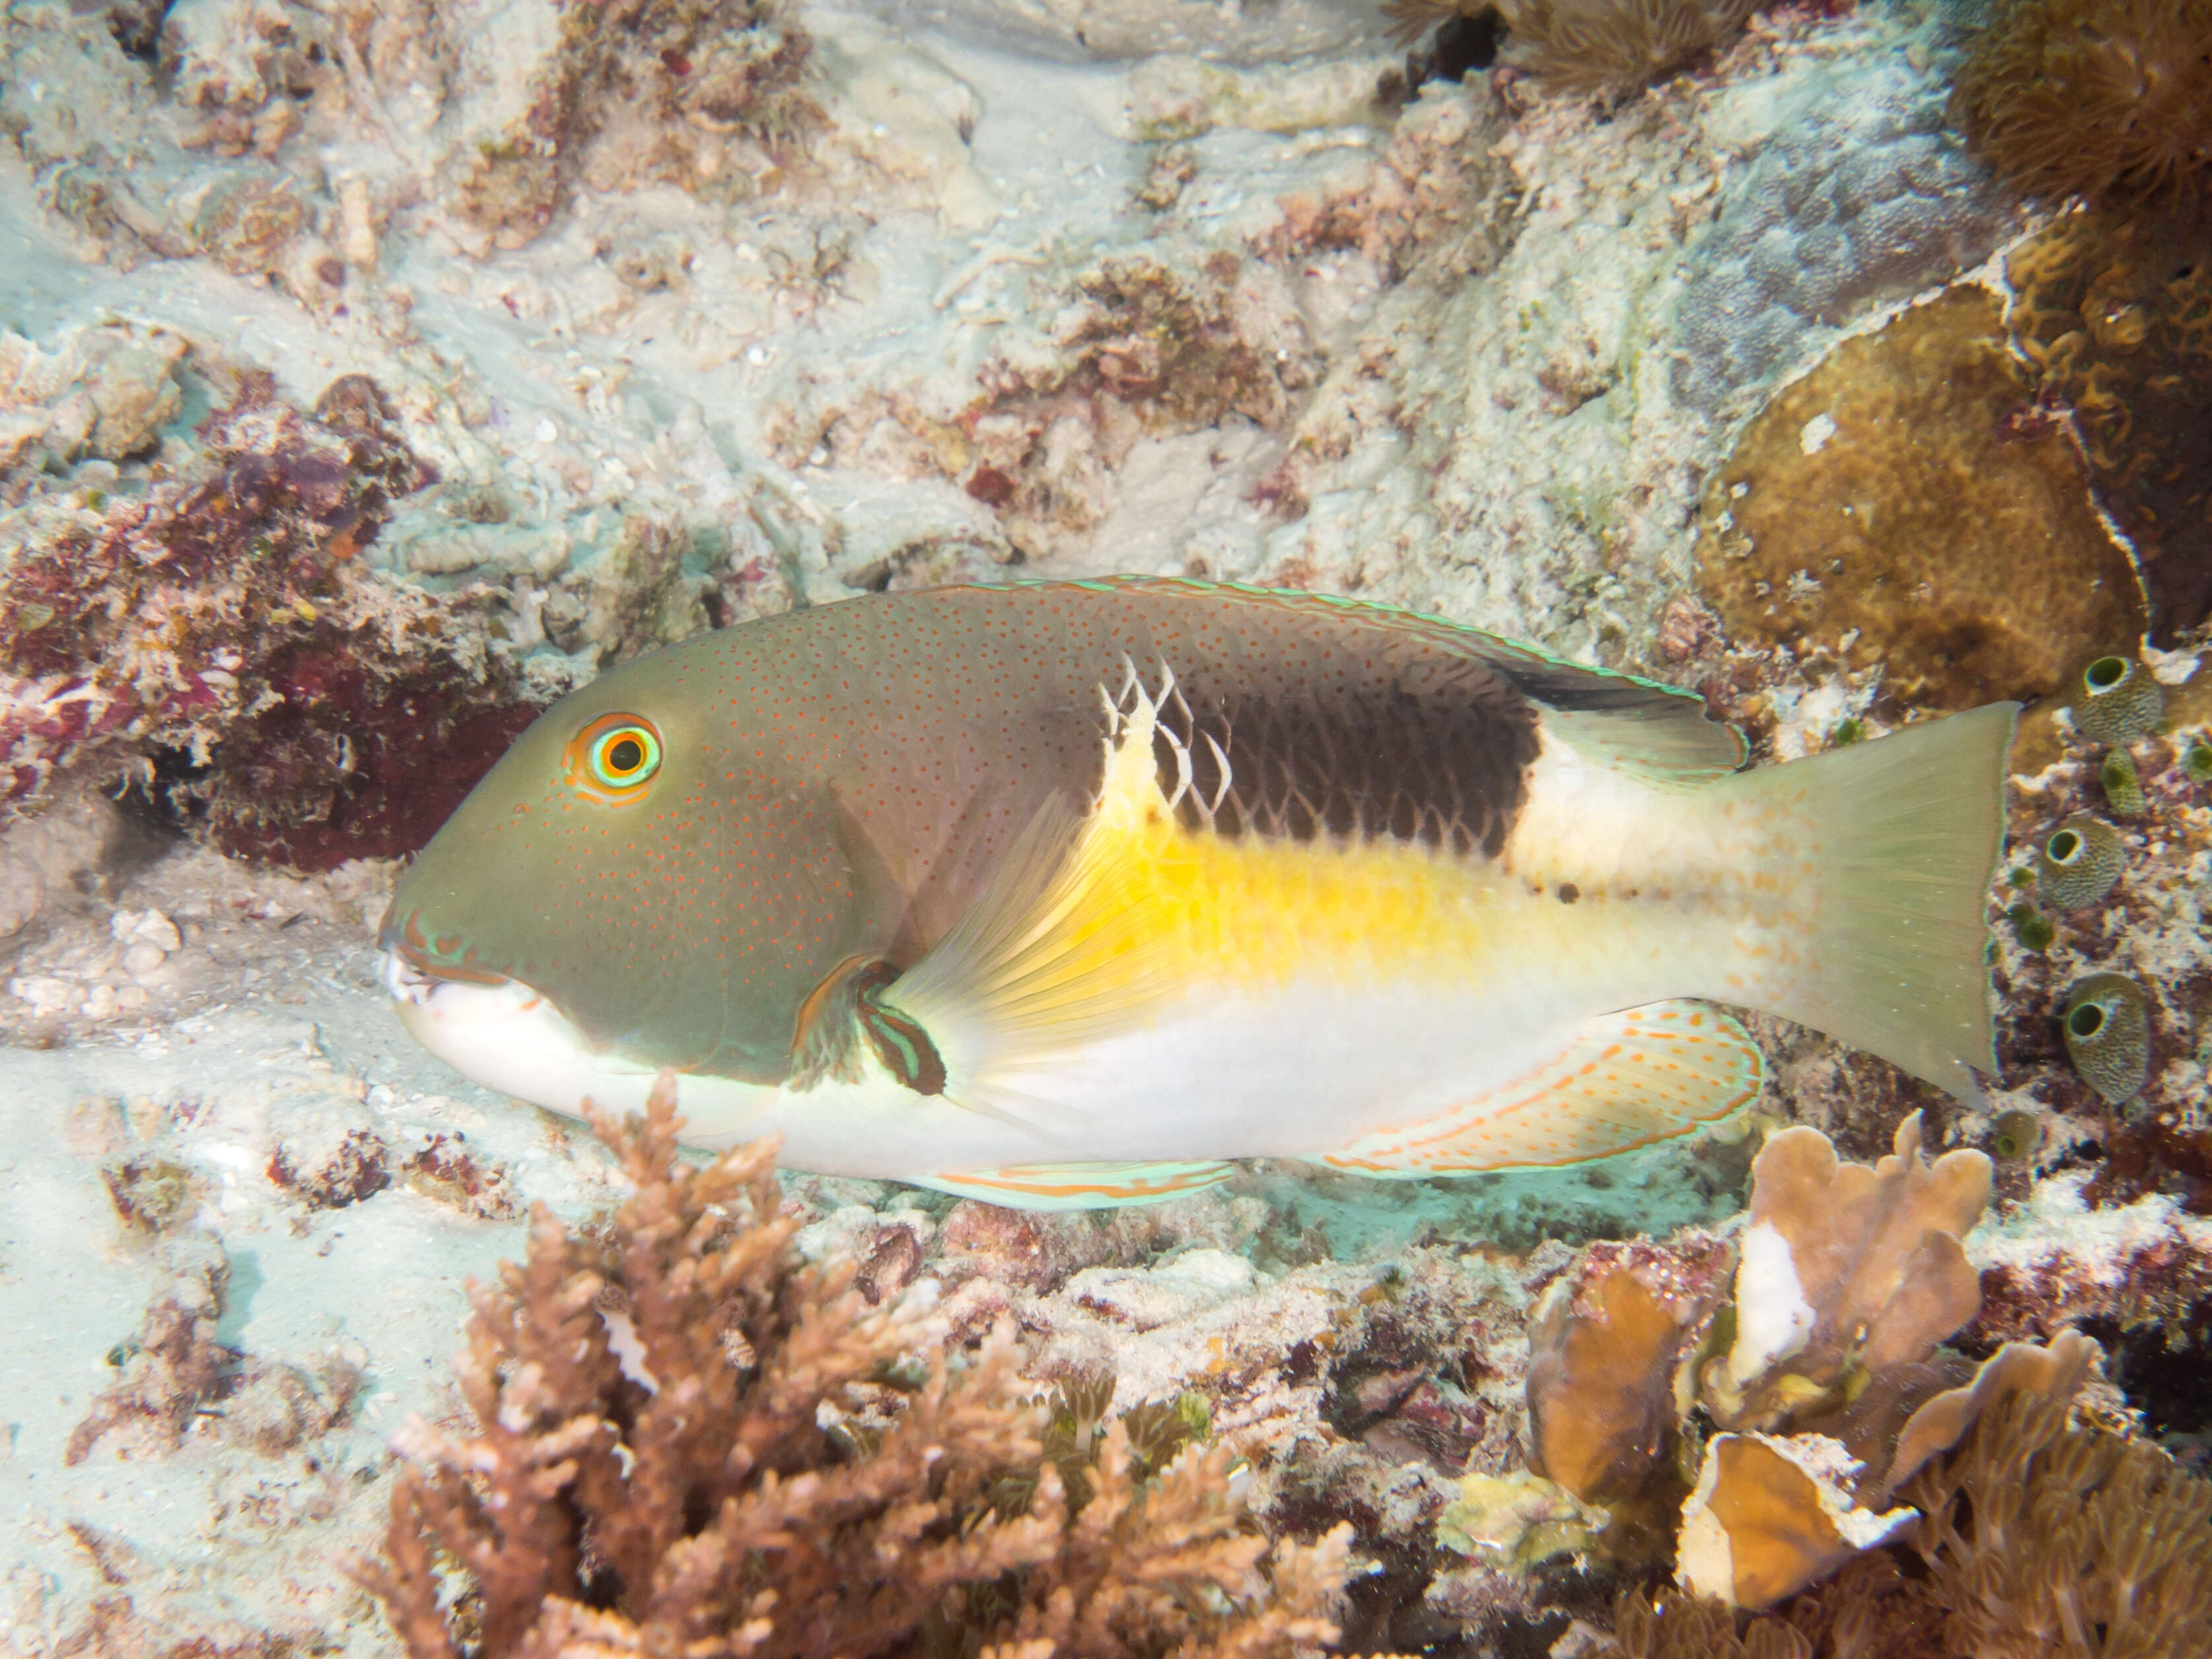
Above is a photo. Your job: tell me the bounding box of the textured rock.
[1672,43,2016,413]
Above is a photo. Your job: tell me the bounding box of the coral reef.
[0,365,544,866]
[367,1078,1355,1659]
[1670,44,2016,412]
[1952,0,2212,208]
[1696,287,2146,713]
[2004,207,2212,635]
[1493,1117,2212,1649]
[453,0,817,249]
[1466,1119,2120,1619]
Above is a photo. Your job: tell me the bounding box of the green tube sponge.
[2071,654,2164,746]
[2100,748,2146,815]
[2062,971,2151,1105]
[1989,1108,2043,1161]
[2036,815,2123,909]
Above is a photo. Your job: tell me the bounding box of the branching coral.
[365,1077,1354,1659]
[1952,0,2212,207]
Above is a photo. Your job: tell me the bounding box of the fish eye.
[565,713,664,803]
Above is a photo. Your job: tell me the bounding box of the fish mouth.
[377,902,515,990]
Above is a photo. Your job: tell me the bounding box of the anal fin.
[1316,1001,1764,1176]
[915,1158,1234,1211]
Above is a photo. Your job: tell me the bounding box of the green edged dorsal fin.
[1049,576,1746,787]
[1310,1001,1764,1176]
[913,1158,1235,1210]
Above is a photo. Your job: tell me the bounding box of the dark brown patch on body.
[1150,676,1539,858]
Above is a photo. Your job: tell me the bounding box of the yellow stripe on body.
[1033,678,1519,1008]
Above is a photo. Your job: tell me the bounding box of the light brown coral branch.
[363,1073,1352,1659]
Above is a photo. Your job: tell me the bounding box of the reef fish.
[380,579,2015,1208]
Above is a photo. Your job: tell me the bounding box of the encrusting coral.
[1694,287,2147,713]
[363,1077,1356,1659]
[1952,0,2212,208]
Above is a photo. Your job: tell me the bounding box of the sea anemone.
[1952,0,2212,207]
[1500,0,1762,97]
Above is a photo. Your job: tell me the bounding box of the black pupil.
[607,736,645,773]
[2088,658,2124,689]
[2070,1005,2106,1039]
[2051,832,2079,862]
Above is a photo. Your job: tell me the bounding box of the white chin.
[379,950,773,1133]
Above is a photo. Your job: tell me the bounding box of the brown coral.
[1953,0,2212,208]
[1906,1390,2212,1657]
[1695,286,2148,713]
[1499,0,1760,97]
[1702,1115,1993,1432]
[2005,206,2212,635]
[365,1077,1353,1659]
[1524,1236,1732,1504]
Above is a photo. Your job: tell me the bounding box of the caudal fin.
[1729,704,2016,1103]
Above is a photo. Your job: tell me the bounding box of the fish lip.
[376,903,514,991]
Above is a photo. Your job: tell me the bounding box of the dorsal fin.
[1057,577,1746,789]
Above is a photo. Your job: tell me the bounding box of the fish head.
[377,636,878,1110]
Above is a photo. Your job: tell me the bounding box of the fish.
[378,577,2016,1209]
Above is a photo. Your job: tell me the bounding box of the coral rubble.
[0,364,541,866]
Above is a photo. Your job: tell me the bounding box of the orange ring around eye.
[565,713,664,806]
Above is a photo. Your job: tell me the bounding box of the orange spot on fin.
[1315,1001,1764,1176]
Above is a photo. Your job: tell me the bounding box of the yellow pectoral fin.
[916,1158,1236,1211]
[1316,1001,1765,1176]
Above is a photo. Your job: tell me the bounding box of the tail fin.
[1727,704,2016,1103]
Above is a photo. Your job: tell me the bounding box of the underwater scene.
[3,0,2210,1653]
